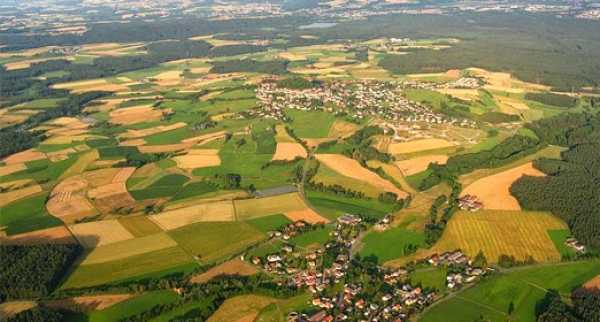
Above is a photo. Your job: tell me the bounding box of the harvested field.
[462,162,544,210]
[387,139,454,154]
[109,105,165,125]
[173,149,221,169]
[584,275,600,290]
[495,95,530,115]
[426,210,567,263]
[0,163,26,176]
[112,167,136,183]
[181,130,227,144]
[69,219,134,248]
[437,88,480,101]
[120,139,146,146]
[52,79,130,93]
[272,143,307,161]
[315,154,405,197]
[328,119,359,138]
[207,295,276,322]
[0,185,42,207]
[92,190,137,214]
[3,149,46,164]
[138,143,193,153]
[44,294,135,312]
[0,301,37,319]
[395,155,448,176]
[120,122,187,139]
[150,200,235,230]
[4,57,74,70]
[151,70,183,86]
[190,258,258,284]
[235,193,307,219]
[366,160,415,195]
[47,193,97,222]
[0,226,76,245]
[469,68,550,93]
[284,208,329,224]
[0,179,33,190]
[81,233,177,265]
[82,168,121,187]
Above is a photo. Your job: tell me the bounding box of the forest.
[0,244,82,301]
[536,288,600,322]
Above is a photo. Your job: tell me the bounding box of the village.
[243,213,490,322]
[254,79,478,128]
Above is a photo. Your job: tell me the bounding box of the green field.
[285,109,336,138]
[168,222,266,264]
[409,267,447,291]
[246,214,293,233]
[255,293,312,322]
[547,229,577,259]
[289,226,333,248]
[130,174,190,200]
[305,189,394,220]
[359,227,426,263]
[61,247,194,289]
[0,193,63,235]
[171,181,219,201]
[419,260,600,322]
[76,290,180,322]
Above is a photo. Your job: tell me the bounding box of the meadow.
[359,226,426,263]
[305,189,394,220]
[419,260,600,322]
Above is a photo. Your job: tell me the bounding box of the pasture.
[359,227,426,263]
[419,260,600,322]
[429,210,568,263]
[168,221,265,264]
[285,109,336,138]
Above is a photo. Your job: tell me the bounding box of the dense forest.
[510,113,600,248]
[524,92,578,108]
[536,288,600,322]
[0,244,82,301]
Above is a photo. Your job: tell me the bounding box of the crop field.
[387,139,455,155]
[190,258,258,284]
[285,109,336,138]
[234,193,307,219]
[81,232,178,265]
[109,105,165,125]
[394,155,448,176]
[44,294,135,313]
[306,189,394,220]
[207,295,276,322]
[0,301,37,319]
[246,214,292,233]
[150,200,235,230]
[169,221,265,264]
[69,220,135,248]
[316,154,406,197]
[420,260,600,322]
[284,208,329,224]
[0,184,42,207]
[118,216,163,237]
[461,162,544,210]
[172,149,221,169]
[61,247,194,289]
[272,142,307,161]
[428,210,568,263]
[0,192,63,235]
[313,163,384,198]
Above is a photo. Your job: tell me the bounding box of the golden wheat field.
[429,210,567,263]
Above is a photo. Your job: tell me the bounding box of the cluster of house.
[48,46,81,56]
[373,214,393,231]
[425,251,489,289]
[565,237,587,253]
[440,77,483,89]
[255,79,475,127]
[457,194,483,212]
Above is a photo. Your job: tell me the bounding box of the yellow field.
[462,162,544,210]
[272,143,307,161]
[234,193,307,219]
[0,163,26,176]
[207,295,276,322]
[0,185,42,207]
[366,160,415,195]
[315,154,406,197]
[81,233,177,265]
[120,122,187,139]
[173,149,221,169]
[52,79,130,93]
[0,226,76,245]
[190,258,258,284]
[138,143,193,153]
[3,149,46,164]
[495,95,530,115]
[69,220,134,248]
[313,163,384,198]
[0,301,37,319]
[284,208,329,224]
[387,139,454,154]
[150,200,236,230]
[328,119,359,138]
[429,210,567,263]
[4,57,74,70]
[109,105,165,125]
[395,155,448,176]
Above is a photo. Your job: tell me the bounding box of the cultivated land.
[2,5,600,321]
[426,210,567,263]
